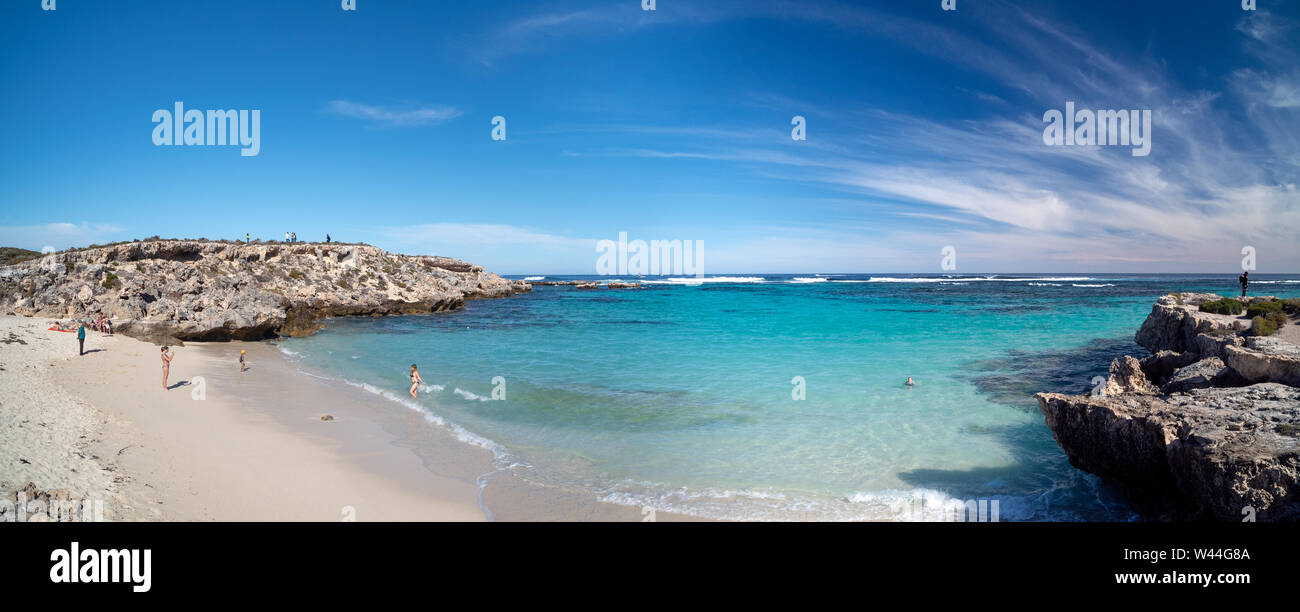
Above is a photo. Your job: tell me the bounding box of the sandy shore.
[0,315,695,521]
[0,315,487,520]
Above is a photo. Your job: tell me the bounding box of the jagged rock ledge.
[1036,293,1300,521]
[0,240,531,343]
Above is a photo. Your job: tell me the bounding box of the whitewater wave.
[454,388,493,402]
[591,480,1082,522]
[790,277,829,283]
[640,276,767,285]
[523,276,545,281]
[1072,283,1115,287]
[867,276,1095,283]
[345,380,510,459]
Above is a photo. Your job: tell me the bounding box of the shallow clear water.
[277,274,1300,521]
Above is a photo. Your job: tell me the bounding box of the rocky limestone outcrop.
[0,240,531,342]
[1134,292,1269,355]
[1036,293,1300,521]
[1224,337,1300,387]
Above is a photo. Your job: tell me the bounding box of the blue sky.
[1,0,1297,274]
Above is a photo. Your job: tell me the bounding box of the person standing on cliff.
[1239,270,1249,298]
[77,323,85,356]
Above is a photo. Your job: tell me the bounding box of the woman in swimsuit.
[409,364,424,398]
[161,346,173,390]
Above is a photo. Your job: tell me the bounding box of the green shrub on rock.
[1200,298,1244,315]
[1266,311,1287,328]
[1250,315,1277,337]
[1283,299,1300,315]
[1246,300,1283,318]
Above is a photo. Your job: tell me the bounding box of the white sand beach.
[0,315,488,521]
[0,315,695,522]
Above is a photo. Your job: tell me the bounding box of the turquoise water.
[277,274,1300,521]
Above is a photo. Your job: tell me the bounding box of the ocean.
[274,274,1300,521]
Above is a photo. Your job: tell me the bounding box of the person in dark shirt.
[1239,271,1249,298]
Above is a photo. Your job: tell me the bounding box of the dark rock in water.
[0,240,530,342]
[1038,293,1300,521]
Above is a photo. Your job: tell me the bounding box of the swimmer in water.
[409,364,424,398]
[905,377,915,387]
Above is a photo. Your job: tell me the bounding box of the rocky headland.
[0,240,531,342]
[1036,293,1300,521]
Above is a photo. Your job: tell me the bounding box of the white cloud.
[0,222,125,252]
[325,100,463,127]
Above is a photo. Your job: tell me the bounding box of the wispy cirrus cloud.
[325,100,463,127]
[553,2,1300,272]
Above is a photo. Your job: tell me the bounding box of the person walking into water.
[409,364,424,398]
[77,323,85,356]
[1239,270,1249,298]
[161,346,173,390]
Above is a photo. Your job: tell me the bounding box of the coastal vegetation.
[0,247,40,266]
[1199,297,1244,315]
[1246,300,1284,318]
[1250,315,1277,337]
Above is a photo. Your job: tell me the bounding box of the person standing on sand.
[409,364,424,398]
[239,350,247,373]
[161,346,173,390]
[77,323,85,356]
[1240,271,1249,298]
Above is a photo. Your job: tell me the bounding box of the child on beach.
[77,323,85,356]
[409,364,424,398]
[239,350,247,373]
[161,346,173,390]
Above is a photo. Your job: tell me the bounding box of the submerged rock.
[0,240,531,342]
